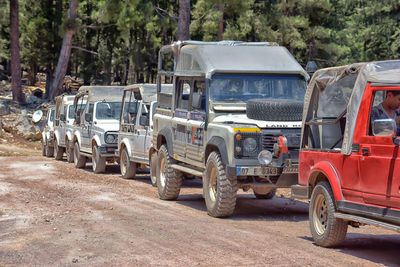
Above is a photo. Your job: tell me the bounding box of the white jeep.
[41,107,55,157]
[72,86,124,173]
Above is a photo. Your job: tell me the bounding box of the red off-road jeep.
[290,60,400,247]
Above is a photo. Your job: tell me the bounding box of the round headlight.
[243,137,257,153]
[106,134,115,143]
[258,150,273,165]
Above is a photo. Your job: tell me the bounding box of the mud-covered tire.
[92,145,106,174]
[73,142,86,169]
[246,98,303,121]
[120,147,136,179]
[149,151,157,187]
[253,188,277,199]
[54,139,65,160]
[65,140,74,163]
[45,141,54,157]
[41,140,46,156]
[309,181,348,247]
[203,151,237,218]
[156,145,182,200]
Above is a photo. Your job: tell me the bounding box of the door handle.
[361,147,370,156]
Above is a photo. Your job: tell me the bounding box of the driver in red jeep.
[371,90,400,135]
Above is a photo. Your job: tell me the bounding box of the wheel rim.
[208,164,217,203]
[313,193,328,235]
[160,156,166,188]
[121,150,128,175]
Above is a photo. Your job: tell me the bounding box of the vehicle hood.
[94,120,120,132]
[212,114,301,128]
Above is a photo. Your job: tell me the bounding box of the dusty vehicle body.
[291,60,400,247]
[72,86,124,173]
[41,108,55,157]
[153,41,308,217]
[118,84,172,184]
[53,95,76,162]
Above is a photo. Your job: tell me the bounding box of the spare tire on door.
[246,98,303,121]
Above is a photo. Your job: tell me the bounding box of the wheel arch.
[92,135,101,148]
[157,128,173,156]
[309,161,344,201]
[205,137,229,166]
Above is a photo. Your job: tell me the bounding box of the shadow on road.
[300,233,400,266]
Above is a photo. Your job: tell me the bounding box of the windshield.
[95,102,122,120]
[67,105,74,119]
[210,74,306,103]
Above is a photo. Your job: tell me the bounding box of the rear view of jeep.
[153,41,308,217]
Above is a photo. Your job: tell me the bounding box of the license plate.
[261,167,278,175]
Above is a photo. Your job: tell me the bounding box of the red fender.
[310,161,344,201]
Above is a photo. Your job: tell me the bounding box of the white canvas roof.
[78,86,125,102]
[172,41,309,79]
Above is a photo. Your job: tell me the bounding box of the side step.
[171,164,203,177]
[334,212,400,233]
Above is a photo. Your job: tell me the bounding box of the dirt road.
[0,156,399,266]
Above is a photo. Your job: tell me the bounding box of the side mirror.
[393,137,400,146]
[32,110,43,123]
[192,93,202,109]
[60,114,66,121]
[140,115,149,126]
[85,113,93,122]
[372,119,396,137]
[306,61,318,74]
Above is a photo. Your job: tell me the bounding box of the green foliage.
[2,0,400,88]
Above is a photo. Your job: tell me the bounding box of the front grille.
[262,134,278,151]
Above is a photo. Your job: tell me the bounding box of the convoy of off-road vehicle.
[38,41,400,248]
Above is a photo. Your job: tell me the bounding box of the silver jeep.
[53,94,76,162]
[153,41,308,217]
[72,86,124,173]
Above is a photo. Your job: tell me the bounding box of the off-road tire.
[45,141,54,157]
[149,151,157,187]
[253,188,277,199]
[120,147,136,179]
[203,151,237,218]
[92,145,106,174]
[65,140,74,163]
[246,98,303,121]
[156,145,183,200]
[41,140,46,156]
[73,141,86,169]
[54,139,65,160]
[309,181,348,247]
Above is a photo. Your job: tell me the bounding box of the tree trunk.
[50,0,79,100]
[178,0,190,40]
[217,4,224,41]
[10,0,24,103]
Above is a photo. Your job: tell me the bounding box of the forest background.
[1,0,400,101]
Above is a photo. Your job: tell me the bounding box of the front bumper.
[226,164,298,187]
[99,145,118,157]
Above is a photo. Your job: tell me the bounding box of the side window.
[85,103,94,122]
[122,91,138,125]
[192,80,206,112]
[176,79,191,110]
[369,90,399,136]
[139,104,150,126]
[75,95,88,125]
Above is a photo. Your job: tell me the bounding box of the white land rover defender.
[118,84,172,184]
[153,41,308,217]
[72,86,124,173]
[53,94,76,162]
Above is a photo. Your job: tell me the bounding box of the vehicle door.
[74,94,88,147]
[120,90,138,155]
[172,78,191,158]
[132,102,149,160]
[186,79,206,164]
[359,88,400,208]
[81,102,94,152]
[145,101,157,155]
